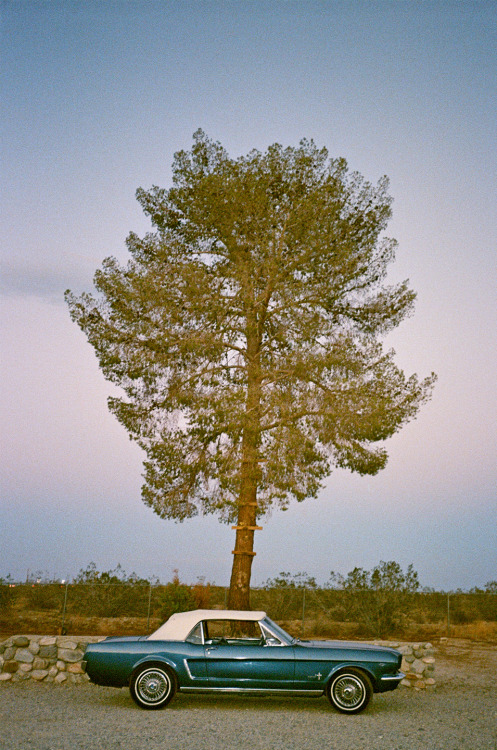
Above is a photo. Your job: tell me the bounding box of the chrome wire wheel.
[130,665,176,709]
[328,670,372,714]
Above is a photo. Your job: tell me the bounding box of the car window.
[185,623,203,644]
[203,619,263,645]
[260,622,284,645]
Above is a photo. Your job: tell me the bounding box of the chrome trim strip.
[380,672,405,682]
[183,659,194,680]
[180,687,324,695]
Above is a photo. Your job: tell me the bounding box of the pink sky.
[1,2,496,589]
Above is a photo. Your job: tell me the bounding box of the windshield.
[262,617,296,645]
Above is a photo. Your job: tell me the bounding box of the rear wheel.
[130,664,176,709]
[327,669,372,714]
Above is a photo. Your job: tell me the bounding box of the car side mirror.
[264,637,281,647]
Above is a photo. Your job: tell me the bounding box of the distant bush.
[2,561,495,637]
[27,583,65,611]
[259,572,317,619]
[0,577,15,610]
[156,570,196,620]
[70,562,152,617]
[327,561,420,638]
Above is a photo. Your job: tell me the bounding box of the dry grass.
[1,610,497,643]
[283,618,497,644]
[448,620,497,642]
[0,612,162,637]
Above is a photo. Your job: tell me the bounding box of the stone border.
[0,635,435,688]
[370,640,436,689]
[0,635,105,684]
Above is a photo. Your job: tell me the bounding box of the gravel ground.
[2,641,496,750]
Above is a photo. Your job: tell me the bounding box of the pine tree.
[66,131,436,609]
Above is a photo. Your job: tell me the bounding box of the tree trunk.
[227,501,258,610]
[227,312,261,610]
[227,413,261,609]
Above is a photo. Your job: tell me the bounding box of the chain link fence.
[1,580,496,638]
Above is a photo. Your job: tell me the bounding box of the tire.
[130,663,177,710]
[327,669,372,714]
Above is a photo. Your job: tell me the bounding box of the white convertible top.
[148,609,267,641]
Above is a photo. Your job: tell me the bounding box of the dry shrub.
[451,620,497,642]
[193,580,211,609]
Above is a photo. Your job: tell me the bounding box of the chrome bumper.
[380,672,405,682]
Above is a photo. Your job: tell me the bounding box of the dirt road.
[1,639,496,750]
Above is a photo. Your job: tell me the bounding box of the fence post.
[447,592,451,638]
[301,586,306,638]
[147,583,153,632]
[60,583,69,635]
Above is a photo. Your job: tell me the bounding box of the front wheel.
[130,664,176,709]
[327,669,372,714]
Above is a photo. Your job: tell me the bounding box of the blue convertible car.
[83,609,404,713]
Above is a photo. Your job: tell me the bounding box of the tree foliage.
[66,131,436,607]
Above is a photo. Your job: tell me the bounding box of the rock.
[28,642,40,655]
[19,663,32,672]
[422,656,436,664]
[31,670,49,681]
[411,658,425,674]
[32,657,48,671]
[39,636,57,646]
[13,636,29,648]
[15,648,34,664]
[0,673,12,681]
[3,661,18,673]
[67,663,84,674]
[58,648,84,663]
[39,644,57,659]
[54,672,67,684]
[3,647,16,661]
[56,660,66,671]
[58,640,78,650]
[48,666,59,678]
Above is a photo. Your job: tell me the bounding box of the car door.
[203,619,295,689]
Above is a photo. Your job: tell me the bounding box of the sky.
[1,0,496,592]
